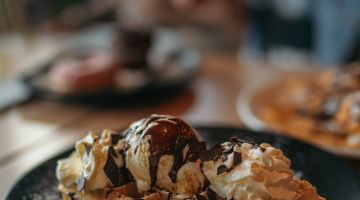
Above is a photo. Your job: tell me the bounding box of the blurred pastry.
[253,63,360,153]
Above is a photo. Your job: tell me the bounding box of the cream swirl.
[202,140,324,200]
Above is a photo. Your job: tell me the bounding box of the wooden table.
[0,54,246,197]
[1,53,359,198]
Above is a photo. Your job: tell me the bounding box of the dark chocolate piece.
[111,134,123,145]
[221,155,228,162]
[222,146,234,154]
[103,147,122,187]
[232,151,242,167]
[199,144,224,161]
[103,146,132,187]
[216,165,229,175]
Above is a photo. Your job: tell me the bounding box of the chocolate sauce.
[125,115,202,188]
[168,136,204,182]
[216,165,229,175]
[103,146,132,187]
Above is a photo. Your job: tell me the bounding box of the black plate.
[23,48,199,105]
[5,127,360,200]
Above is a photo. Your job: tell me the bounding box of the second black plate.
[23,48,200,105]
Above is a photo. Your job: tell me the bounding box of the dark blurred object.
[116,0,246,52]
[247,1,312,52]
[241,0,360,66]
[0,0,116,31]
[20,47,200,105]
[346,29,360,63]
[115,29,152,69]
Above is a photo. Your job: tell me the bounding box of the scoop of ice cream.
[56,129,131,198]
[202,138,324,200]
[124,114,205,194]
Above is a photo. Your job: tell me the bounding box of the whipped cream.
[56,115,324,200]
[56,129,128,198]
[202,141,324,200]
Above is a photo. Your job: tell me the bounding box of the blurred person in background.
[2,0,360,72]
[240,0,360,67]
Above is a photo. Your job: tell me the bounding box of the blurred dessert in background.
[309,64,360,147]
[48,51,118,94]
[252,63,360,156]
[56,114,324,200]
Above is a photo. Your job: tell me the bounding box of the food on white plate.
[254,63,360,150]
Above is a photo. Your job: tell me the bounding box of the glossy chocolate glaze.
[103,146,133,187]
[124,115,203,187]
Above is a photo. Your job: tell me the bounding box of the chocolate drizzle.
[70,115,271,199]
[124,115,203,188]
[103,146,132,187]
[168,136,205,182]
[147,119,202,187]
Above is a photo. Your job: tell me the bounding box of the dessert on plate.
[56,114,324,200]
[48,51,118,94]
[251,63,360,156]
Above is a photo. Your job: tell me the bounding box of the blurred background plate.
[21,47,200,105]
[236,70,360,158]
[5,127,360,200]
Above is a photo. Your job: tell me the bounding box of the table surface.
[0,52,359,198]
[0,53,247,197]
